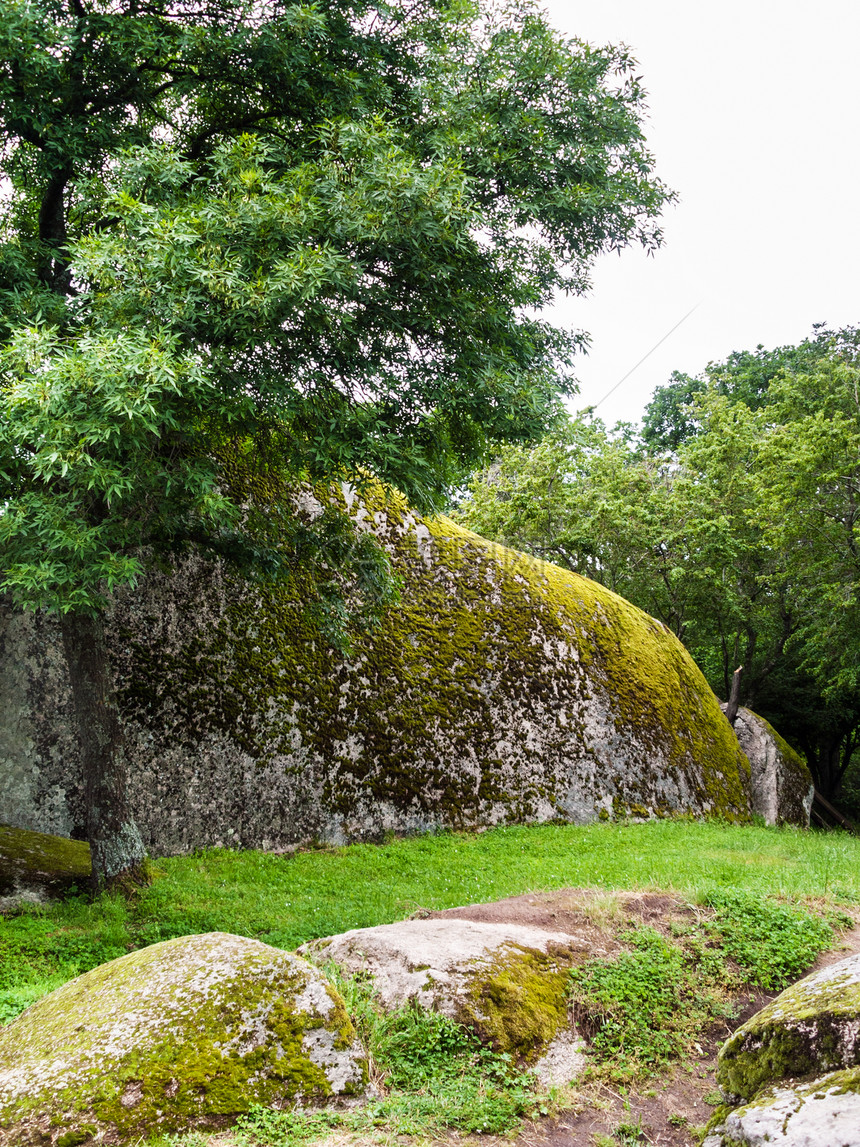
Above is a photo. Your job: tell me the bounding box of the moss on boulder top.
[5,484,756,854]
[0,825,90,910]
[717,952,860,1102]
[0,932,365,1146]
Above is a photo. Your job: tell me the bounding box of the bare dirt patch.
[424,888,696,944]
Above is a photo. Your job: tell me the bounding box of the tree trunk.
[725,665,744,726]
[60,609,147,892]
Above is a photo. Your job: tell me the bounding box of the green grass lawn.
[131,818,860,951]
[2,818,858,1022]
[2,818,859,1145]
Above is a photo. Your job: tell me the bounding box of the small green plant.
[704,889,836,989]
[612,1116,645,1143]
[568,927,726,1075]
[668,1112,688,1127]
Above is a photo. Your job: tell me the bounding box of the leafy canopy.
[0,0,672,624]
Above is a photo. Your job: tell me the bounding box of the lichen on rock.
[722,706,814,827]
[3,479,759,855]
[704,1066,860,1147]
[0,932,365,1146]
[717,952,860,1103]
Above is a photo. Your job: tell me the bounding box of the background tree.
[0,0,673,887]
[640,325,859,452]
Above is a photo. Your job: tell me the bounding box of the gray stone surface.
[706,1069,860,1146]
[724,705,814,827]
[2,485,756,856]
[304,917,593,1012]
[304,916,594,1070]
[0,932,365,1146]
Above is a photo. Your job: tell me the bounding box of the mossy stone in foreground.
[717,952,860,1102]
[705,1067,860,1147]
[0,932,365,1146]
[0,824,90,908]
[305,917,587,1062]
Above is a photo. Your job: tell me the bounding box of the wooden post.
[725,665,744,727]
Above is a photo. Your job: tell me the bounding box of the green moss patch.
[717,953,860,1101]
[0,932,365,1144]
[459,944,572,1059]
[0,825,90,903]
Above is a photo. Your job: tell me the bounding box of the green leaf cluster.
[704,889,837,991]
[0,0,673,626]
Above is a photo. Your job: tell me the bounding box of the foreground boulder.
[3,484,756,854]
[704,1068,860,1147]
[304,916,593,1067]
[707,953,860,1146]
[0,933,365,1146]
[0,824,90,911]
[718,952,860,1101]
[724,706,814,827]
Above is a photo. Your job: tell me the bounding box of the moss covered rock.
[724,707,814,827]
[303,917,593,1066]
[0,824,90,910]
[704,1067,860,1147]
[718,952,860,1103]
[3,484,755,854]
[0,932,365,1146]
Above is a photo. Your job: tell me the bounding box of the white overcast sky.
[538,0,860,427]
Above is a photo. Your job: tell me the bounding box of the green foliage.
[568,892,843,1079]
[705,889,838,990]
[639,327,859,452]
[568,926,728,1072]
[0,0,673,624]
[372,1004,476,1088]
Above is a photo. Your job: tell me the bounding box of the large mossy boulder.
[0,824,90,910]
[723,706,814,827]
[0,932,365,1146]
[2,485,755,854]
[718,952,860,1103]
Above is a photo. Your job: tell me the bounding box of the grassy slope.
[136,819,859,950]
[2,820,859,1144]
[2,819,858,1016]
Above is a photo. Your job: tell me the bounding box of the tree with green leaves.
[640,324,860,453]
[0,0,672,887]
